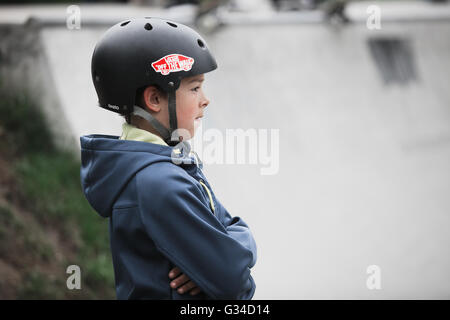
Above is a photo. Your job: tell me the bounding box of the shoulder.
[135,162,208,214]
[135,162,198,194]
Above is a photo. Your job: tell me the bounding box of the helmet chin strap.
[132,91,181,146]
[167,90,180,145]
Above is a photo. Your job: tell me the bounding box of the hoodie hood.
[80,134,198,218]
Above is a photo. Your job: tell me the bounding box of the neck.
[130,115,164,140]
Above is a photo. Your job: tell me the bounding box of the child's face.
[137,74,210,141]
[175,74,209,140]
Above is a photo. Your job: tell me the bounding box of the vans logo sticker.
[151,54,195,75]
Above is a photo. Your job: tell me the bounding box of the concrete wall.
[0,23,79,153]
[199,20,450,299]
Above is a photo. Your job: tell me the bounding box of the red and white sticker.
[151,54,195,75]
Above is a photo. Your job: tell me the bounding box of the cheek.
[177,98,198,127]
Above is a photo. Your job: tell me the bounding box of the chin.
[180,129,194,141]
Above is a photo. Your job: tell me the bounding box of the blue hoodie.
[79,129,257,300]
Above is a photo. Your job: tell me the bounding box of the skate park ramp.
[1,1,450,299]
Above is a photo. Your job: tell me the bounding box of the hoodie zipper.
[198,179,215,216]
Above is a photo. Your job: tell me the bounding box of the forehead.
[184,74,205,83]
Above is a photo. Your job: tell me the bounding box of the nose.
[201,95,210,108]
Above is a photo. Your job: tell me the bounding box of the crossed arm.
[168,202,257,297]
[136,166,257,299]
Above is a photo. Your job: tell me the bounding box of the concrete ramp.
[1,1,450,299]
[200,17,450,299]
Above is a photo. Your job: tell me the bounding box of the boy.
[80,17,257,299]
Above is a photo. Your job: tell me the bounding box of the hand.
[168,266,202,296]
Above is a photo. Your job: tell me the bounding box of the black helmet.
[91,17,217,146]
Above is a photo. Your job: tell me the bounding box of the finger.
[168,266,181,279]
[190,287,202,296]
[168,267,181,279]
[170,273,190,289]
[177,281,197,294]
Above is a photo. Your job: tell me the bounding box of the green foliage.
[17,271,65,300]
[0,205,21,241]
[0,88,55,156]
[0,84,115,299]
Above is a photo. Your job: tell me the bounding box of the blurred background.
[0,0,449,299]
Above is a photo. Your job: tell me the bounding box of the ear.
[142,86,165,112]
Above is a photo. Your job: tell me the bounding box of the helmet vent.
[120,21,130,27]
[167,22,178,28]
[144,23,153,30]
[197,39,205,49]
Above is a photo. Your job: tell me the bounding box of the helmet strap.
[131,90,181,146]
[167,90,181,146]
[132,106,171,143]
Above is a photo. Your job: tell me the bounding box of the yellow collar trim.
[119,122,168,146]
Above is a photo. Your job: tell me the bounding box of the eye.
[192,86,200,92]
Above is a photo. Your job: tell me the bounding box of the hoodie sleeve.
[135,165,256,300]
[219,203,257,269]
[217,202,257,300]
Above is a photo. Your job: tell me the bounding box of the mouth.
[194,115,203,129]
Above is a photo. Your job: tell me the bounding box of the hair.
[122,84,167,124]
[123,113,132,124]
